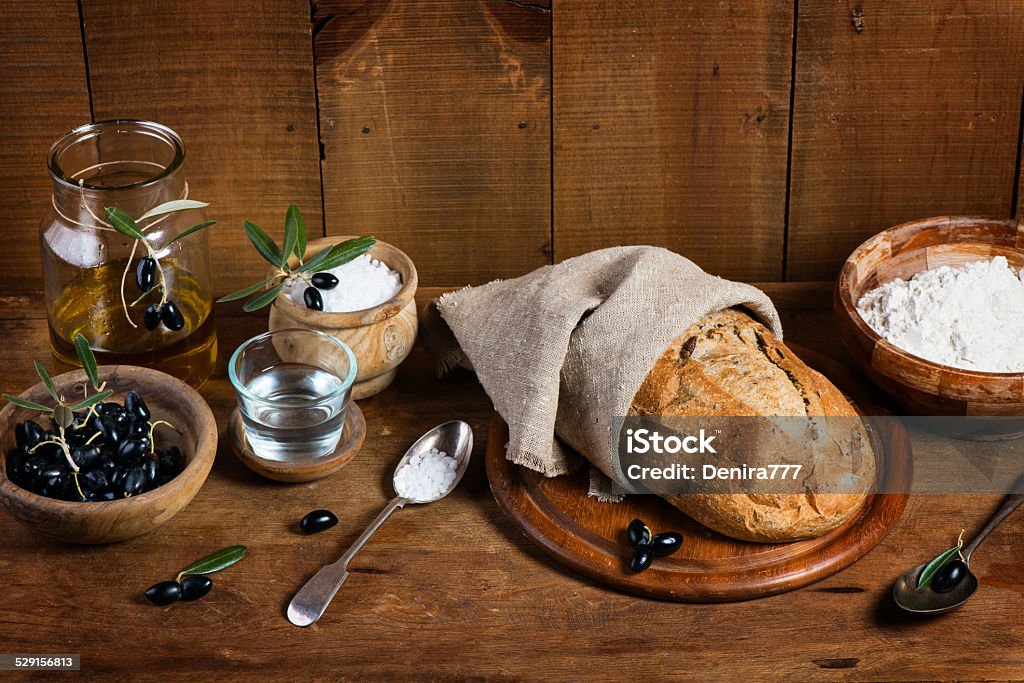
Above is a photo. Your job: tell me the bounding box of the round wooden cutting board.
[485,347,913,602]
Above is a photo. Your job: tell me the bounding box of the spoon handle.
[287,496,408,627]
[964,475,1024,561]
[339,496,408,567]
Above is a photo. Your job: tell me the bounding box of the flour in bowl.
[856,256,1024,372]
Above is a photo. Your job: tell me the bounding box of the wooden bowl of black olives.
[0,365,217,543]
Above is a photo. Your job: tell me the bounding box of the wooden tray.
[485,347,913,602]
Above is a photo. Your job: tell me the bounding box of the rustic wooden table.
[1,284,1022,681]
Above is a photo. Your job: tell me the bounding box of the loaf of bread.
[629,308,874,543]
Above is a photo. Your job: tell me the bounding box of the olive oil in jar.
[48,259,217,388]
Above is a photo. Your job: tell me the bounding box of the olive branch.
[103,200,215,330]
[217,204,374,311]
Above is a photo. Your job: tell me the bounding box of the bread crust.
[630,309,874,543]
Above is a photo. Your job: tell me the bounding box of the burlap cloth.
[421,246,783,488]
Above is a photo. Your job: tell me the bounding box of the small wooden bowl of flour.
[835,215,1024,434]
[269,237,418,399]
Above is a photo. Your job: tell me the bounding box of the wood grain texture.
[788,0,1024,280]
[0,0,91,291]
[2,285,1024,679]
[79,0,324,294]
[314,0,551,287]
[0,366,217,544]
[552,0,793,280]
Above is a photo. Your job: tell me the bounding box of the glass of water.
[228,328,357,461]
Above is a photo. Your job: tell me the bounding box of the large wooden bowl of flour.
[269,237,418,399]
[835,216,1024,435]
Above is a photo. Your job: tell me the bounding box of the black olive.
[19,457,38,479]
[303,286,324,311]
[161,300,185,331]
[34,443,62,466]
[650,532,683,558]
[81,468,110,493]
[44,472,70,498]
[931,559,969,593]
[111,465,127,486]
[629,545,654,573]
[95,416,121,448]
[98,402,125,421]
[159,445,183,473]
[15,420,44,449]
[123,466,146,496]
[143,456,159,484]
[136,257,157,293]
[145,580,182,606]
[86,413,102,432]
[100,403,128,428]
[7,450,23,477]
[300,509,339,534]
[124,390,151,422]
[117,438,147,461]
[38,466,64,480]
[179,575,213,601]
[626,519,651,548]
[143,304,162,331]
[311,272,339,290]
[72,446,102,469]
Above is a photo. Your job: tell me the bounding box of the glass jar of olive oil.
[40,120,216,387]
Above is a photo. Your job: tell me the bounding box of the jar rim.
[47,119,185,192]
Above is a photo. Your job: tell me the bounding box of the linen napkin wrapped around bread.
[424,247,874,543]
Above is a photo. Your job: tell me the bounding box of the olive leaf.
[137,199,210,222]
[281,209,300,269]
[105,207,146,241]
[69,390,113,412]
[34,362,59,402]
[244,221,283,267]
[74,333,100,390]
[917,544,963,590]
[54,404,75,429]
[3,394,54,412]
[217,276,279,303]
[287,203,306,261]
[166,220,216,247]
[295,236,376,274]
[176,545,247,581]
[242,282,286,312]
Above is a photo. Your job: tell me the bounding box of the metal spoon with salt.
[287,420,473,627]
[893,474,1024,615]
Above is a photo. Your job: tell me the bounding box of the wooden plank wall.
[0,1,92,288]
[314,0,552,285]
[787,1,1024,280]
[2,0,1024,291]
[79,0,324,293]
[553,0,794,281]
